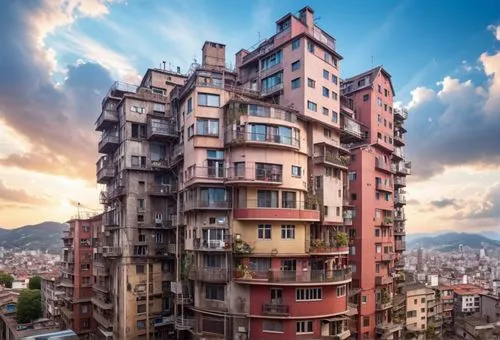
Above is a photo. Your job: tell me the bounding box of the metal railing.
[314,153,348,168]
[395,196,406,205]
[261,83,284,96]
[95,105,118,129]
[194,237,232,251]
[185,199,231,210]
[225,130,300,148]
[375,159,394,173]
[225,166,283,183]
[246,105,297,123]
[175,317,194,329]
[394,108,408,120]
[184,165,226,181]
[98,133,119,152]
[395,240,406,251]
[262,303,290,315]
[189,267,231,282]
[148,184,178,196]
[147,116,177,139]
[236,268,351,283]
[394,177,406,186]
[342,116,362,138]
[235,199,317,211]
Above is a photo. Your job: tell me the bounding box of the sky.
[1,0,500,234]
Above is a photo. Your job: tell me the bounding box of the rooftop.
[452,284,485,295]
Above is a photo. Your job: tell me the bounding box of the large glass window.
[200,188,227,203]
[261,71,283,91]
[261,50,282,71]
[150,144,166,161]
[198,93,220,107]
[282,191,296,208]
[257,190,278,208]
[255,163,282,181]
[196,118,219,136]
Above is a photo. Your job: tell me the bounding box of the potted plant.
[233,239,252,254]
[310,239,325,251]
[335,232,349,248]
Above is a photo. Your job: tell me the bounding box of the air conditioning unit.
[155,213,163,224]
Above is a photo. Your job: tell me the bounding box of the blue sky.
[1,0,500,231]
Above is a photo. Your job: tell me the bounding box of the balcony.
[225,130,300,150]
[262,303,290,316]
[308,237,349,255]
[393,147,406,160]
[148,184,178,196]
[394,227,405,236]
[235,268,351,285]
[91,296,112,310]
[394,195,406,206]
[98,132,119,154]
[395,240,406,251]
[184,199,231,211]
[147,116,177,140]
[340,115,363,143]
[95,102,118,131]
[225,166,283,185]
[376,300,393,311]
[393,134,405,147]
[101,246,122,257]
[59,278,74,288]
[394,177,406,188]
[375,181,393,192]
[375,275,394,286]
[194,237,232,252]
[261,83,284,96]
[93,310,113,329]
[343,210,354,226]
[375,159,395,173]
[314,153,349,170]
[175,317,194,330]
[394,108,408,121]
[60,306,73,320]
[233,199,320,221]
[96,158,115,184]
[189,267,230,282]
[376,253,395,262]
[376,323,403,336]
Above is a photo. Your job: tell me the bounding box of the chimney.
[299,6,314,27]
[202,41,226,69]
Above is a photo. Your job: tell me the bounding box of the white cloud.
[479,51,500,115]
[408,86,434,110]
[487,24,500,41]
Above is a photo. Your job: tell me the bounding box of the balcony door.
[270,288,283,304]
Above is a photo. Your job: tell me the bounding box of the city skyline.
[1,0,500,232]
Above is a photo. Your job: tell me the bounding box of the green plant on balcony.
[235,264,252,279]
[426,323,436,339]
[335,232,349,247]
[310,239,325,249]
[381,289,391,304]
[233,239,252,254]
[339,155,350,166]
[384,217,394,225]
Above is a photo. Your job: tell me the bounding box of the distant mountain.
[408,232,500,251]
[0,222,67,254]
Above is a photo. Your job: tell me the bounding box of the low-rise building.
[0,314,78,340]
[405,285,440,339]
[452,284,484,316]
[41,275,64,325]
[454,316,497,340]
[478,294,500,324]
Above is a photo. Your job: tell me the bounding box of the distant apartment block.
[60,215,102,338]
[41,275,65,325]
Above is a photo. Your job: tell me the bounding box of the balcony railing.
[375,181,393,192]
[189,267,230,282]
[394,196,406,205]
[147,116,177,140]
[175,317,194,330]
[375,159,395,173]
[395,240,406,251]
[394,177,406,187]
[225,130,300,149]
[245,104,297,123]
[101,246,122,257]
[394,108,408,120]
[185,199,231,210]
[235,268,351,284]
[376,300,393,310]
[394,134,405,145]
[234,199,319,221]
[341,116,362,139]
[225,166,283,184]
[148,184,178,196]
[194,237,232,251]
[93,310,113,329]
[375,275,394,286]
[314,153,349,169]
[91,296,112,310]
[98,132,119,154]
[96,164,115,184]
[261,83,284,96]
[95,103,118,131]
[262,303,290,316]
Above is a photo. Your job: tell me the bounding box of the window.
[131,123,147,138]
[378,84,382,93]
[307,78,315,88]
[282,191,296,208]
[323,69,329,80]
[261,71,283,91]
[291,165,301,177]
[205,285,225,301]
[137,198,144,211]
[363,317,369,327]
[198,93,220,107]
[348,171,357,181]
[257,224,272,240]
[296,321,313,334]
[291,60,301,71]
[421,308,425,312]
[196,118,219,136]
[281,225,295,239]
[263,320,284,332]
[262,50,283,70]
[130,105,145,113]
[363,94,369,101]
[296,288,322,301]
[332,91,338,100]
[377,97,382,107]
[324,128,332,137]
[322,107,329,116]
[137,320,145,330]
[187,125,194,138]
[332,75,338,85]
[407,310,417,318]
[307,101,317,112]
[385,89,389,97]
[362,295,367,304]
[351,193,357,200]
[375,263,380,272]
[131,156,146,168]
[81,304,88,313]
[291,77,300,89]
[322,86,330,97]
[332,110,338,123]
[137,304,146,313]
[187,97,193,113]
[324,206,328,216]
[421,298,425,303]
[307,41,314,53]
[336,207,340,216]
[324,52,330,63]
[82,225,90,233]
[257,190,278,208]
[292,38,300,50]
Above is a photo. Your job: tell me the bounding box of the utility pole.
[146,257,150,340]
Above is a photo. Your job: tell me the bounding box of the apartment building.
[95,68,186,339]
[41,275,65,325]
[434,285,454,330]
[404,285,442,339]
[452,284,484,316]
[93,5,405,340]
[60,215,102,338]
[341,66,409,339]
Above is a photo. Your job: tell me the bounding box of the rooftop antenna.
[314,16,321,23]
[162,61,166,70]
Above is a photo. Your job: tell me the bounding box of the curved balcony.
[233,199,320,221]
[234,268,351,286]
[225,165,283,185]
[224,130,300,150]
